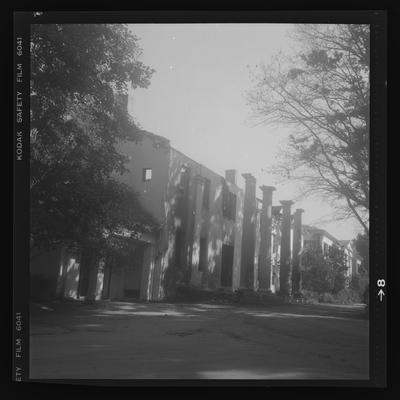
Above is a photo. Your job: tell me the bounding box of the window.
[221,244,234,287]
[222,185,236,221]
[142,168,152,182]
[199,237,208,272]
[177,164,189,194]
[202,178,210,209]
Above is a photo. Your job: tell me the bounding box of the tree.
[354,232,369,274]
[248,24,369,233]
[327,246,349,294]
[30,24,157,254]
[301,245,348,295]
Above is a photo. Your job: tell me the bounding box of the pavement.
[30,300,369,380]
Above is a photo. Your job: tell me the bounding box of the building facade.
[302,225,361,278]
[32,131,248,301]
[31,129,359,303]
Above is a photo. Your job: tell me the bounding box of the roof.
[302,225,341,245]
[302,226,362,258]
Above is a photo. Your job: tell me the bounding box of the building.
[339,240,362,277]
[302,225,362,278]
[31,129,307,302]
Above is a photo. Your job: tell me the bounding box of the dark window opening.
[202,178,210,209]
[124,289,140,299]
[77,249,94,297]
[221,244,234,287]
[222,185,236,221]
[178,165,189,194]
[199,237,208,272]
[123,244,145,299]
[142,168,152,181]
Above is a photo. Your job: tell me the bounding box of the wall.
[111,132,172,300]
[60,248,81,299]
[115,132,171,223]
[321,235,335,255]
[163,149,244,292]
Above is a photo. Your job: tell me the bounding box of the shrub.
[233,289,286,305]
[300,290,319,304]
[301,246,348,295]
[318,292,334,303]
[332,272,348,294]
[348,274,369,303]
[349,275,361,291]
[173,284,213,302]
[362,283,369,305]
[335,288,361,304]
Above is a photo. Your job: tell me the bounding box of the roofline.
[302,225,342,245]
[170,146,242,190]
[139,129,272,193]
[302,226,362,253]
[138,129,170,144]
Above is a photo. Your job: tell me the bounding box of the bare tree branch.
[247,24,369,234]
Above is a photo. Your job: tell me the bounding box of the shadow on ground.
[30,300,369,380]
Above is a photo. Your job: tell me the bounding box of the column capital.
[294,208,304,214]
[242,173,256,183]
[260,185,276,194]
[280,200,294,208]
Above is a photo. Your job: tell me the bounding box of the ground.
[30,300,369,380]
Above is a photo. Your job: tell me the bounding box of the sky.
[127,23,364,241]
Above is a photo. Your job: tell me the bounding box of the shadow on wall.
[200,180,224,290]
[160,150,242,297]
[137,144,249,300]
[161,151,191,299]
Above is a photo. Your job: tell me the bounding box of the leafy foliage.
[354,233,369,273]
[248,24,369,233]
[30,24,157,251]
[301,245,348,294]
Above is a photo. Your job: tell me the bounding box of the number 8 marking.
[377,279,385,287]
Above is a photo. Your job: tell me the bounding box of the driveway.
[30,300,369,380]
